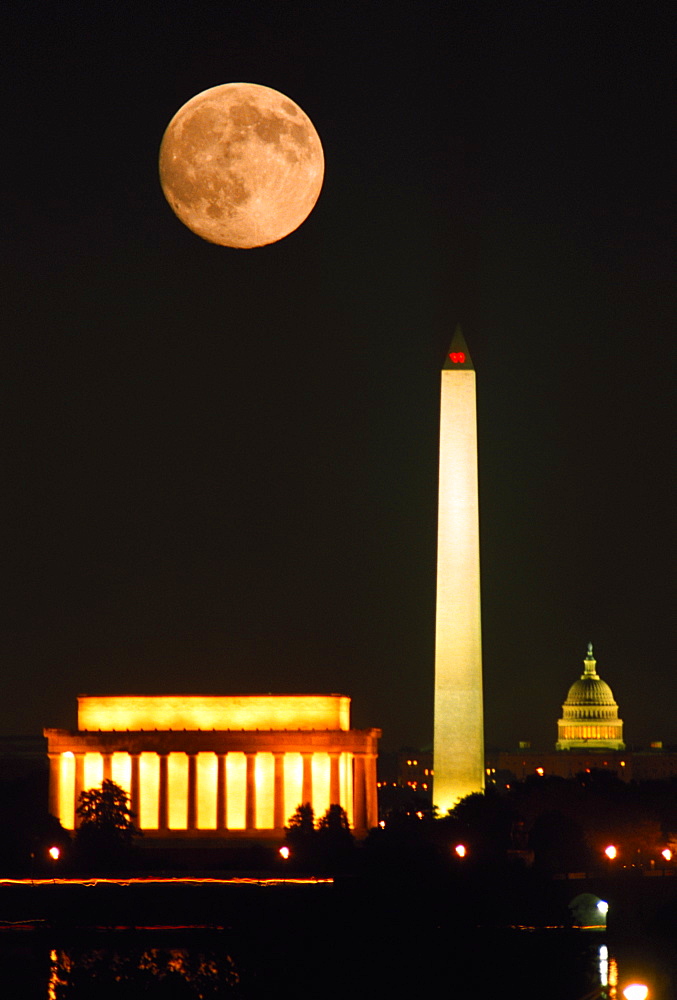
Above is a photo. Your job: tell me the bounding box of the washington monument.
[433,327,485,813]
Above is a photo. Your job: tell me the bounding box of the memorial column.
[245,752,256,831]
[130,753,140,824]
[216,753,227,830]
[329,752,340,806]
[158,753,169,831]
[353,754,366,834]
[273,752,285,830]
[187,753,197,830]
[301,752,313,807]
[365,752,378,830]
[48,754,60,820]
[74,753,85,828]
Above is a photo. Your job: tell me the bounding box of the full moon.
[159,83,324,248]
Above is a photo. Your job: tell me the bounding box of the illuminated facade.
[433,328,485,813]
[556,644,625,751]
[44,694,380,838]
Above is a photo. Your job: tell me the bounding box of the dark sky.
[2,2,673,752]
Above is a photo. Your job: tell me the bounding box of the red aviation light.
[449,352,466,363]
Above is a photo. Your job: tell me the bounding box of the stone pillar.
[365,752,378,830]
[130,753,140,824]
[187,753,197,830]
[158,753,169,831]
[353,754,366,834]
[301,752,313,807]
[102,752,112,782]
[245,752,256,831]
[273,752,285,830]
[48,754,60,820]
[74,753,85,828]
[329,752,341,806]
[216,753,227,830]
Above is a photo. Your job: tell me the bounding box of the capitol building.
[555,643,625,751]
[485,644,677,784]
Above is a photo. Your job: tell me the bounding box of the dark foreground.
[1,871,676,999]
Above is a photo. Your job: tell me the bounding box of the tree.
[317,803,351,834]
[76,779,138,840]
[317,804,355,872]
[285,802,315,839]
[75,779,138,872]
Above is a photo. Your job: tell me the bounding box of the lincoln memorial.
[44,694,381,838]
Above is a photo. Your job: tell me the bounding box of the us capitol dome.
[556,643,625,751]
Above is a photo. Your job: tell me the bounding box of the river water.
[0,926,627,998]
[0,879,673,998]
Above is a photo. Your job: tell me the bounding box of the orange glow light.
[455,844,467,858]
[661,848,672,861]
[605,845,618,860]
[279,846,290,860]
[0,876,332,887]
[48,846,60,861]
[622,986,649,1000]
[78,694,351,732]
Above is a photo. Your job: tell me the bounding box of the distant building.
[556,644,624,750]
[390,644,677,808]
[485,747,677,784]
[485,645,677,785]
[396,749,433,795]
[44,694,380,839]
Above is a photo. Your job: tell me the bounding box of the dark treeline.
[377,770,677,875]
[2,768,677,878]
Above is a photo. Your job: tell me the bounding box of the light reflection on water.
[597,943,620,998]
[0,923,670,997]
[47,937,242,998]
[35,931,641,999]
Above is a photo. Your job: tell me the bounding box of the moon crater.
[159,83,324,248]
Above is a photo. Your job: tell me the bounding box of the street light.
[622,985,649,1000]
[604,845,618,860]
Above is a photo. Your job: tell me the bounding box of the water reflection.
[0,924,668,998]
[597,943,620,998]
[47,933,242,998]
[42,933,643,1000]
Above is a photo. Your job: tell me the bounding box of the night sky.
[3,2,673,752]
